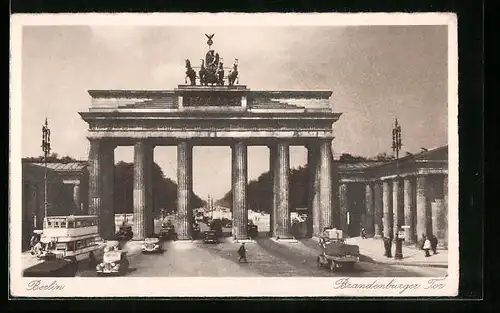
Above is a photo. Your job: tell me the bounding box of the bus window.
[76,240,83,249]
[47,220,52,227]
[76,221,81,227]
[67,221,74,228]
[60,220,67,227]
[55,243,66,251]
[54,221,59,227]
[66,242,75,252]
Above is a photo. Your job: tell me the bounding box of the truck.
[316,228,359,271]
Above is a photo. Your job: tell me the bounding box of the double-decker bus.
[38,215,105,262]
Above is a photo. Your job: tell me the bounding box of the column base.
[271,237,298,243]
[230,238,255,244]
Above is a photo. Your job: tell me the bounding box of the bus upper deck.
[41,215,99,242]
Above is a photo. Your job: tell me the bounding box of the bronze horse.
[228,63,238,86]
[185,59,196,85]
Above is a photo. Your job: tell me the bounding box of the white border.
[9,13,458,298]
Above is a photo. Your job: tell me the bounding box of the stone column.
[339,183,348,234]
[269,144,278,237]
[133,141,154,240]
[443,175,448,248]
[319,140,334,231]
[365,183,374,237]
[306,143,318,237]
[274,142,291,239]
[177,141,193,240]
[382,180,393,238]
[73,183,81,211]
[88,139,102,217]
[311,145,322,237]
[432,199,446,248]
[392,179,403,235]
[232,141,248,239]
[101,143,116,240]
[415,175,427,242]
[403,177,415,243]
[373,182,383,237]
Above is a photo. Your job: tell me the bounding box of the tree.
[370,152,395,161]
[339,153,370,162]
[113,161,205,214]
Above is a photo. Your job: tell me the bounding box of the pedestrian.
[238,243,247,263]
[423,236,431,257]
[386,227,393,258]
[420,233,426,250]
[360,227,366,239]
[430,234,438,255]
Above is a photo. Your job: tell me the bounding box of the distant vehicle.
[192,223,201,240]
[203,230,219,244]
[96,241,130,276]
[115,225,133,241]
[36,215,105,263]
[209,219,223,237]
[159,223,178,241]
[247,224,258,239]
[142,237,163,254]
[316,229,359,271]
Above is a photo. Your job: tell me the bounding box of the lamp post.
[41,118,51,227]
[392,118,403,260]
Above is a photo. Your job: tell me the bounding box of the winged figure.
[205,34,215,40]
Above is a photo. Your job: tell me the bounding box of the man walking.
[430,234,439,255]
[238,243,247,263]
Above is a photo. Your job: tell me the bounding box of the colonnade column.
[443,175,448,248]
[415,175,427,241]
[101,143,116,240]
[339,183,348,234]
[133,140,154,240]
[307,143,320,237]
[232,141,248,239]
[73,183,81,212]
[319,139,334,231]
[365,183,374,237]
[177,141,193,240]
[311,144,322,237]
[274,142,291,239]
[268,145,276,237]
[373,182,383,237]
[403,177,415,243]
[88,139,102,217]
[382,180,393,238]
[392,179,403,236]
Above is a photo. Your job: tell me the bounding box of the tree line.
[23,154,205,214]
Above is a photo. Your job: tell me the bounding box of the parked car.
[141,237,163,254]
[115,225,133,241]
[96,242,130,276]
[316,229,359,271]
[203,230,219,244]
[248,224,258,239]
[159,223,178,241]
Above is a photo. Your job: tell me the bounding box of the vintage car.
[115,225,133,241]
[159,223,178,241]
[316,229,359,271]
[191,223,201,240]
[141,237,163,254]
[203,230,219,244]
[96,241,130,276]
[247,224,258,239]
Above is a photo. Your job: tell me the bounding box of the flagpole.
[41,118,51,227]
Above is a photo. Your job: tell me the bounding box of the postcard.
[10,12,458,297]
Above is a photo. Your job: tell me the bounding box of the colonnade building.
[337,146,448,248]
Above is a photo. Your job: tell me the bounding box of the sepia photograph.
[10,13,458,297]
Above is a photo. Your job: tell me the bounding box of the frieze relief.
[183,95,241,107]
[89,119,332,131]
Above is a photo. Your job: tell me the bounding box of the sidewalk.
[344,237,448,268]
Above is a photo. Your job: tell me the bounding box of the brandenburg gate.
[79,35,341,240]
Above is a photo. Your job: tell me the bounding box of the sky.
[20,25,448,201]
